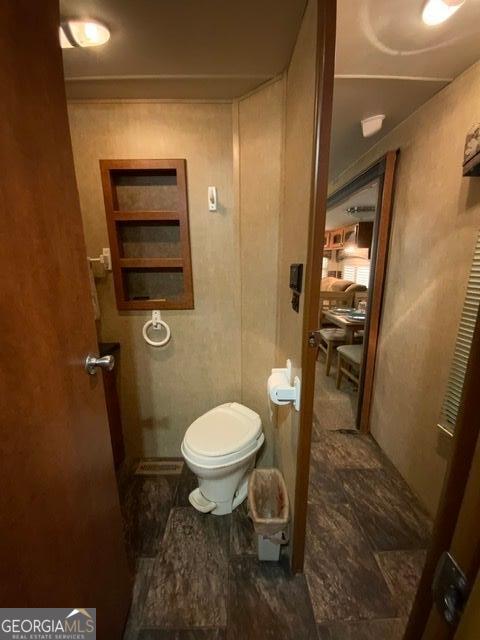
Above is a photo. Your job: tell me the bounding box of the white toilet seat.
[181,432,264,469]
[184,402,261,458]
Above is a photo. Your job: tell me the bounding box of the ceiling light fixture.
[59,20,110,48]
[422,0,465,26]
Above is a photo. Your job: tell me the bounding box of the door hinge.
[308,331,318,347]
[432,551,469,626]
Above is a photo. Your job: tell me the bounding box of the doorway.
[301,152,435,636]
[314,152,397,434]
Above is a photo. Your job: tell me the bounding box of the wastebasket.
[248,468,290,561]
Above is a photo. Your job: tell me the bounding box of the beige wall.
[237,79,285,464]
[68,101,241,459]
[275,0,317,518]
[330,60,480,515]
[68,90,285,464]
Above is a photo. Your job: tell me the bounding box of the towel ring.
[142,311,171,347]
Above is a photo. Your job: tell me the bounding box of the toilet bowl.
[181,402,264,516]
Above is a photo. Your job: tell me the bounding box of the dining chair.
[336,344,364,389]
[314,328,348,376]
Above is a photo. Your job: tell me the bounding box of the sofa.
[321,276,367,294]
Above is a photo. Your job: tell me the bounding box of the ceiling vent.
[361,115,385,138]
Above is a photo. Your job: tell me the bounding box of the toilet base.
[190,476,249,516]
[188,488,216,513]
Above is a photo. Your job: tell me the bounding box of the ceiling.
[330,0,480,178]
[60,0,306,99]
[61,0,480,177]
[326,180,379,230]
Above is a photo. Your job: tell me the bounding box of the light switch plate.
[208,186,217,211]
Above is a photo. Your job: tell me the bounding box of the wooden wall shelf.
[100,159,194,310]
[118,258,184,269]
[112,211,180,222]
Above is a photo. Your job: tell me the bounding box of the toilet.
[181,402,264,516]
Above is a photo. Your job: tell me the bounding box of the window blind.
[356,266,371,287]
[322,256,328,279]
[439,231,480,434]
[343,265,355,281]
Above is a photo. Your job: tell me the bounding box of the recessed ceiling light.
[59,20,110,48]
[422,0,465,26]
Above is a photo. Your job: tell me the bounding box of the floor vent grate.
[135,460,184,476]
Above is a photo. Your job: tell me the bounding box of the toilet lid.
[184,402,261,457]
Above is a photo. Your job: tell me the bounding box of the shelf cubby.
[100,159,194,310]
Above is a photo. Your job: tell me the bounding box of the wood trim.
[112,211,181,221]
[291,0,337,574]
[100,160,127,304]
[116,296,194,311]
[359,150,398,432]
[404,306,480,638]
[101,158,185,172]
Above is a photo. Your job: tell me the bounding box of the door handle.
[85,353,115,375]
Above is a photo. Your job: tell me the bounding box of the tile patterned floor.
[121,464,317,639]
[120,410,431,639]
[305,432,431,636]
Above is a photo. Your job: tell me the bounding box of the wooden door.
[291,0,337,572]
[0,2,131,636]
[455,567,480,639]
[413,428,480,639]
[404,305,480,638]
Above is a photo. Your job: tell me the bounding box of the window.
[342,264,370,286]
[343,265,355,281]
[322,257,328,279]
[356,266,371,287]
[439,230,480,435]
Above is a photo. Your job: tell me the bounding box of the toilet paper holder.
[268,359,301,411]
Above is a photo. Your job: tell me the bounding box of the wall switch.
[208,186,217,211]
[101,248,112,271]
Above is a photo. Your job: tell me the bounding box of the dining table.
[322,309,366,344]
